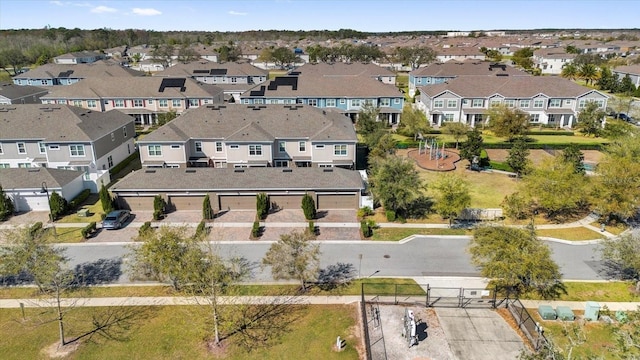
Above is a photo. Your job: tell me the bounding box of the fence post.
[426,284,430,307]
[394,284,398,305]
[493,285,498,308]
[459,288,464,308]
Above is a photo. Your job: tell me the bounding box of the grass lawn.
[521,281,640,302]
[58,195,104,224]
[590,222,628,235]
[269,70,288,79]
[50,227,85,243]
[370,227,469,241]
[0,305,361,360]
[535,227,606,241]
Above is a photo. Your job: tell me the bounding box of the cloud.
[91,5,117,13]
[50,1,64,5]
[132,8,162,16]
[228,10,247,16]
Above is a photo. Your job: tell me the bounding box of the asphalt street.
[60,235,607,284]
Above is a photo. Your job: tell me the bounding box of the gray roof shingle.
[0,168,83,190]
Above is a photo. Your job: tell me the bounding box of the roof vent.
[28,168,41,173]
[234,169,245,173]
[282,168,293,173]
[323,168,333,172]
[185,169,196,173]
[145,169,156,173]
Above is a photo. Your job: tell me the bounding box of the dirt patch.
[205,338,230,358]
[496,307,535,352]
[43,341,80,358]
[407,148,461,171]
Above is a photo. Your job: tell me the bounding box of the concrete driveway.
[436,308,525,360]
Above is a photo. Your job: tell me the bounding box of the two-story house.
[0,83,48,105]
[408,61,530,97]
[533,49,577,75]
[40,77,224,126]
[240,63,404,124]
[137,104,357,169]
[417,76,608,128]
[0,105,135,192]
[612,65,640,88]
[154,60,268,102]
[435,47,486,63]
[12,60,144,86]
[53,51,106,64]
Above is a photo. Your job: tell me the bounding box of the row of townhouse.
[532,49,577,75]
[0,105,135,192]
[612,65,640,87]
[416,76,608,127]
[239,62,404,124]
[40,77,224,126]
[12,60,144,86]
[137,104,357,169]
[408,60,531,97]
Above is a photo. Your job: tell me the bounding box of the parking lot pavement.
[436,308,525,360]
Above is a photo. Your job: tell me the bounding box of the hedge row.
[68,189,91,210]
[482,143,604,150]
[109,151,140,177]
[525,130,575,136]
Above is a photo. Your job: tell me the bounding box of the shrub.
[301,193,316,220]
[251,220,261,238]
[202,194,213,220]
[81,222,96,239]
[308,220,316,235]
[99,182,114,214]
[29,222,43,238]
[360,220,372,238]
[153,195,166,220]
[256,193,269,220]
[69,189,91,210]
[195,220,208,238]
[385,210,396,222]
[357,206,374,219]
[0,185,15,221]
[49,191,67,220]
[138,221,153,237]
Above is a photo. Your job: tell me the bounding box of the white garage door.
[10,193,48,212]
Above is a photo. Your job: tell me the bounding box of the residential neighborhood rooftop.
[0,167,83,190]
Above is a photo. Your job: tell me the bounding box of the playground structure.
[407,138,461,171]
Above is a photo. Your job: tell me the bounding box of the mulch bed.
[407,149,461,171]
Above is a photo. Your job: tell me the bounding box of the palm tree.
[560,63,578,80]
[578,63,599,86]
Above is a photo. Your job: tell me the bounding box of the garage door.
[169,196,205,211]
[10,194,48,212]
[317,194,356,209]
[219,195,255,210]
[269,195,304,210]
[119,196,155,212]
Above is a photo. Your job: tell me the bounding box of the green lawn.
[370,227,469,241]
[535,227,606,241]
[432,132,610,146]
[0,305,360,360]
[51,227,85,243]
[58,195,104,224]
[521,281,640,302]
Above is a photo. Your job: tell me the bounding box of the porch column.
[568,115,574,128]
[470,115,476,128]
[559,115,565,128]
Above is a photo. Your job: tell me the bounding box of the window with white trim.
[279,141,285,152]
[72,100,82,107]
[148,145,162,156]
[17,142,26,154]
[462,99,470,106]
[274,160,288,167]
[519,99,530,108]
[564,99,572,106]
[326,98,336,107]
[490,99,502,107]
[114,99,125,108]
[472,99,484,108]
[379,98,390,107]
[108,156,113,168]
[447,99,458,108]
[172,99,181,107]
[0,164,9,168]
[530,114,540,122]
[334,144,347,156]
[394,98,401,104]
[249,145,262,156]
[70,144,85,157]
[38,142,46,154]
[133,99,143,107]
[308,99,317,107]
[339,99,346,104]
[351,99,361,107]
[299,141,306,152]
[57,100,67,104]
[549,99,562,108]
[216,142,223,152]
[148,99,154,104]
[77,166,90,180]
[87,100,97,108]
[195,141,202,152]
[159,99,168,107]
[533,99,545,108]
[18,163,31,168]
[504,100,516,108]
[434,100,444,108]
[188,99,199,107]
[444,114,454,122]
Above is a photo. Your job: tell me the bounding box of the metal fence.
[503,298,550,352]
[361,283,498,309]
[361,286,388,360]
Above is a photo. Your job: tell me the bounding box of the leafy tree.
[99,182,114,214]
[468,226,564,298]
[619,74,637,95]
[0,185,15,221]
[506,136,531,178]
[487,104,530,141]
[603,119,635,139]
[459,127,484,164]
[576,101,605,137]
[156,110,177,126]
[128,226,199,290]
[559,144,585,175]
[262,230,320,291]
[369,156,425,215]
[398,105,430,141]
[521,158,588,220]
[217,41,242,62]
[368,133,397,160]
[578,63,599,86]
[512,47,534,69]
[597,66,619,92]
[592,134,640,220]
[501,192,533,221]
[270,47,298,68]
[0,48,28,76]
[601,233,640,292]
[48,191,67,220]
[609,96,634,118]
[176,45,200,63]
[560,63,578,80]
[432,173,471,227]
[392,46,437,70]
[301,193,316,220]
[150,44,175,68]
[202,194,213,220]
[442,122,468,149]
[573,53,605,67]
[564,45,581,54]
